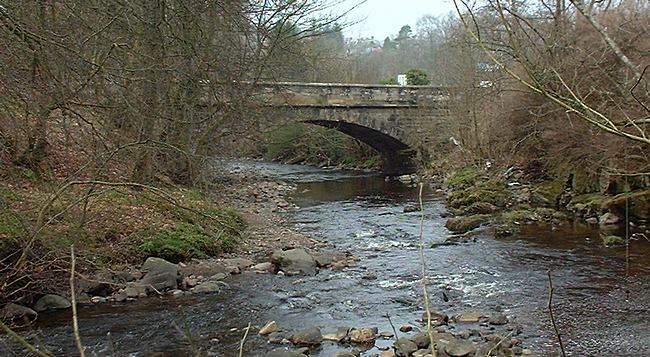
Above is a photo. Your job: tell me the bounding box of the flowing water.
[3,161,650,357]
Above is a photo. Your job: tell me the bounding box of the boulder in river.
[455,311,483,323]
[222,258,254,270]
[394,338,418,357]
[272,248,317,275]
[191,281,222,294]
[411,332,431,348]
[444,339,476,357]
[33,294,71,312]
[445,214,491,233]
[140,257,181,292]
[599,212,620,225]
[601,234,625,247]
[250,262,275,273]
[290,327,323,346]
[488,313,508,325]
[421,310,449,326]
[349,327,377,343]
[310,251,347,268]
[322,326,350,342]
[1,303,37,322]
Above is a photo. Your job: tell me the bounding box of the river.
[3,161,650,356]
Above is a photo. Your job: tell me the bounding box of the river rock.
[323,326,350,342]
[311,251,347,267]
[266,348,307,357]
[1,303,37,322]
[191,281,221,294]
[599,212,620,225]
[412,332,431,348]
[349,327,377,343]
[268,331,291,344]
[125,282,147,298]
[399,325,413,332]
[140,257,181,292]
[464,202,498,215]
[394,338,418,357]
[404,205,421,213]
[445,214,491,233]
[421,310,449,326]
[444,339,476,357]
[380,352,396,357]
[209,272,228,281]
[222,258,254,270]
[290,327,323,346]
[602,234,625,247]
[272,248,317,275]
[488,313,508,325]
[413,349,433,357]
[455,312,483,323]
[334,353,357,357]
[78,270,113,297]
[260,321,280,335]
[33,294,71,312]
[251,262,275,273]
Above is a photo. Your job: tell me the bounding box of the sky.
[333,0,458,40]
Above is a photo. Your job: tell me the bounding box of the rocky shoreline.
[438,165,649,247]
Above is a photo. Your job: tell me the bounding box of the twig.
[70,245,86,357]
[547,270,566,357]
[487,331,514,355]
[418,183,437,357]
[239,322,251,357]
[384,313,399,340]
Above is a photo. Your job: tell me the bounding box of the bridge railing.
[248,81,449,108]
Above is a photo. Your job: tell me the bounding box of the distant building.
[397,74,407,86]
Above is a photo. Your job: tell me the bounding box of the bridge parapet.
[252,81,448,108]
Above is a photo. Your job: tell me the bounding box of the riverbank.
[437,164,649,246]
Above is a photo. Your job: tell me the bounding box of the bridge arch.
[303,120,416,175]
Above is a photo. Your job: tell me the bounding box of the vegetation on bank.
[442,165,649,241]
[261,123,383,170]
[0,158,246,304]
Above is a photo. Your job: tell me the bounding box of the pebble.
[259,321,280,335]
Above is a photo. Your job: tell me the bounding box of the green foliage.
[136,201,245,262]
[444,167,479,190]
[383,37,396,49]
[0,207,23,239]
[138,224,214,263]
[396,25,413,41]
[379,78,398,85]
[137,208,245,263]
[406,68,430,85]
[447,180,510,209]
[264,123,306,161]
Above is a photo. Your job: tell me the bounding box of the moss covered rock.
[445,214,491,233]
[602,235,625,247]
[447,180,510,209]
[602,189,650,220]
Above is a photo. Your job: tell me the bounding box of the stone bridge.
[250,82,450,175]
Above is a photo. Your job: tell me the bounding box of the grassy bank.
[0,162,246,304]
